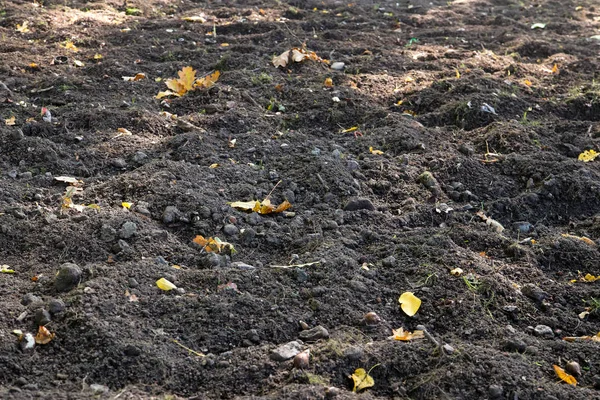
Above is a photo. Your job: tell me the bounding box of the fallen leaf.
[563,333,600,342]
[391,327,424,341]
[0,265,15,274]
[34,326,55,345]
[350,368,375,392]
[272,47,326,68]
[553,365,577,385]
[220,43,230,47]
[217,282,240,292]
[182,15,206,23]
[195,70,220,89]
[340,126,358,134]
[155,90,179,99]
[122,202,132,209]
[455,68,461,79]
[578,149,599,162]
[73,59,85,67]
[230,199,292,215]
[54,176,80,184]
[122,73,146,81]
[5,116,16,126]
[524,79,532,86]
[579,311,590,319]
[398,292,421,316]
[209,163,219,169]
[552,64,559,74]
[193,235,236,254]
[228,138,237,148]
[531,23,547,29]
[125,289,139,302]
[561,233,596,246]
[16,21,30,33]
[156,278,177,291]
[29,62,39,69]
[63,40,79,52]
[93,53,103,60]
[324,77,333,88]
[369,147,384,155]
[583,273,600,282]
[450,268,464,276]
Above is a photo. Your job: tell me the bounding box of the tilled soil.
[1,0,600,399]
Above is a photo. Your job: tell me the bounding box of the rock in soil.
[298,326,329,342]
[54,263,82,293]
[270,341,303,361]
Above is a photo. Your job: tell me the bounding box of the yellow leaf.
[398,292,421,316]
[63,40,79,52]
[73,59,85,67]
[87,204,100,210]
[578,149,600,162]
[369,147,384,155]
[5,116,16,126]
[552,63,559,74]
[122,73,146,81]
[117,127,133,136]
[178,66,197,92]
[274,200,292,213]
[34,326,55,345]
[350,368,375,392]
[165,78,186,96]
[193,235,235,254]
[273,50,291,68]
[122,202,132,209]
[209,163,219,169]
[94,53,103,60]
[324,77,333,88]
[524,79,532,86]
[182,16,206,23]
[16,21,30,33]
[156,278,177,291]
[450,267,464,276]
[391,327,424,341]
[405,76,414,83]
[583,273,599,282]
[172,265,181,269]
[561,233,596,246]
[29,62,39,68]
[553,365,577,386]
[0,265,15,274]
[230,200,262,212]
[220,43,229,47]
[455,68,460,79]
[155,90,179,99]
[195,70,220,89]
[340,126,358,133]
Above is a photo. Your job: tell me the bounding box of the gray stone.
[124,344,141,356]
[21,293,42,306]
[346,160,360,171]
[111,158,127,168]
[19,172,33,180]
[488,384,503,399]
[343,198,375,212]
[99,224,117,242]
[504,339,527,353]
[34,309,51,326]
[240,228,256,244]
[132,151,148,164]
[344,346,364,361]
[330,62,345,70]
[48,299,66,315]
[112,239,130,254]
[299,325,329,342]
[54,263,82,292]
[162,206,181,224]
[246,212,262,225]
[90,384,109,395]
[270,341,303,361]
[223,224,239,236]
[522,284,548,302]
[128,278,139,288]
[382,256,396,267]
[119,221,137,239]
[533,324,554,339]
[458,143,474,156]
[231,262,255,270]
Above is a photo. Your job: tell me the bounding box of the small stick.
[171,339,205,357]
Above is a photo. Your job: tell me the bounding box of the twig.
[171,339,205,357]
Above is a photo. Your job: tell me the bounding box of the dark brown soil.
[2,0,600,399]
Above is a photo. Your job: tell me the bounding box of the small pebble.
[34,309,52,326]
[54,263,82,292]
[162,206,181,224]
[533,324,554,339]
[488,384,503,399]
[343,198,375,212]
[270,341,303,361]
[330,61,345,70]
[565,361,581,377]
[223,224,239,236]
[299,325,329,342]
[293,350,310,369]
[119,221,137,239]
[48,299,66,315]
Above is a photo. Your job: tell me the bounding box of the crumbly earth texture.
[1,0,600,399]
